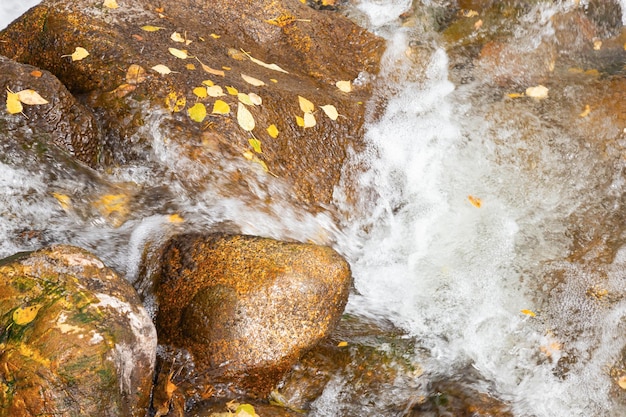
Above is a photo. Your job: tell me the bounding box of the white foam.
[0,0,41,29]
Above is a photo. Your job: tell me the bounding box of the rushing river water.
[2,1,626,416]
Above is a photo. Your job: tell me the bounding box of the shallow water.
[2,1,626,416]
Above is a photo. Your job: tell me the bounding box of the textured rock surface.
[0,245,157,417]
[0,0,383,208]
[144,233,351,398]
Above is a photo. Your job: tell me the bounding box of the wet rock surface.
[0,245,157,417]
[0,0,383,208]
[143,233,352,399]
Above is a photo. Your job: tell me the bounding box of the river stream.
[2,1,626,416]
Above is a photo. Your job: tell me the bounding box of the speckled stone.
[151,233,352,397]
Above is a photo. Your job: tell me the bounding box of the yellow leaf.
[170,32,191,44]
[13,304,42,326]
[52,192,72,211]
[188,102,207,122]
[168,47,188,59]
[141,25,164,32]
[243,151,269,172]
[270,78,278,83]
[246,93,261,106]
[210,33,221,39]
[337,341,348,347]
[335,80,352,93]
[126,64,146,84]
[222,66,232,71]
[237,103,255,131]
[618,376,626,390]
[212,99,230,114]
[241,50,289,74]
[103,0,118,8]
[507,92,524,99]
[186,63,196,70]
[193,86,208,98]
[235,404,258,417]
[525,85,548,99]
[6,89,23,114]
[521,309,536,317]
[197,59,225,76]
[151,64,174,75]
[225,86,239,95]
[295,115,304,127]
[593,40,602,50]
[267,124,279,138]
[579,104,591,118]
[206,85,225,97]
[249,138,262,153]
[320,104,338,120]
[30,70,43,78]
[15,89,48,105]
[238,93,254,106]
[474,19,483,30]
[168,214,184,223]
[241,73,265,87]
[202,79,215,87]
[298,96,315,113]
[468,195,482,208]
[303,112,316,128]
[62,47,90,62]
[165,91,186,112]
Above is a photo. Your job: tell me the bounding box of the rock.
[142,233,351,398]
[0,245,157,417]
[0,55,103,167]
[0,0,383,208]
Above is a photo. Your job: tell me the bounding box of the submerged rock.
[0,245,157,417]
[0,0,383,208]
[141,233,351,399]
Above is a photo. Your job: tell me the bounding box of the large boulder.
[0,0,384,208]
[141,233,351,399]
[0,245,157,417]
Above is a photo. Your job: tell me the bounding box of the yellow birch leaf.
[303,112,316,128]
[521,309,536,317]
[170,32,191,44]
[468,195,482,208]
[238,93,254,106]
[336,80,352,92]
[237,103,255,131]
[337,341,349,347]
[243,151,269,173]
[295,115,304,127]
[210,33,221,39]
[165,92,186,112]
[188,102,207,122]
[202,79,215,87]
[249,138,262,153]
[618,376,626,390]
[168,47,188,59]
[168,214,184,223]
[126,64,146,84]
[186,63,196,70]
[52,192,72,211]
[225,86,239,95]
[298,95,315,113]
[62,47,90,61]
[16,89,48,105]
[579,104,591,118]
[206,85,225,97]
[241,50,289,74]
[13,304,42,326]
[30,70,43,78]
[103,0,119,9]
[525,85,548,99]
[241,73,265,87]
[507,92,524,99]
[270,78,278,83]
[320,104,338,120]
[141,25,164,32]
[248,93,262,105]
[267,124,279,138]
[152,64,174,75]
[593,40,602,50]
[193,86,208,98]
[6,90,23,114]
[235,404,257,417]
[212,99,230,114]
[222,66,232,71]
[197,60,225,76]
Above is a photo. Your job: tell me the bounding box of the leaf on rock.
[337,341,349,347]
[212,99,230,114]
[62,47,90,62]
[579,104,591,118]
[295,115,304,127]
[468,195,482,208]
[235,404,258,417]
[193,86,208,98]
[103,0,119,8]
[521,309,536,317]
[15,89,49,105]
[6,90,23,114]
[303,112,316,128]
[241,74,265,87]
[168,214,184,223]
[110,83,136,98]
[243,151,269,173]
[141,25,164,32]
[249,138,262,153]
[507,92,524,99]
[169,47,189,59]
[197,59,225,76]
[206,85,225,97]
[298,96,315,113]
[525,85,548,99]
[267,124,279,138]
[618,376,626,390]
[335,80,352,93]
[186,63,196,70]
[202,79,215,87]
[238,93,254,106]
[171,32,191,44]
[241,50,289,74]
[188,102,207,122]
[248,92,262,105]
[30,70,43,78]
[225,86,239,96]
[152,64,175,75]
[126,64,147,84]
[210,33,221,39]
[237,103,255,131]
[13,304,42,326]
[52,192,72,211]
[320,104,338,120]
[165,91,186,112]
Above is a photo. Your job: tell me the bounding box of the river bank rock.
[0,0,383,209]
[140,233,351,400]
[0,245,157,417]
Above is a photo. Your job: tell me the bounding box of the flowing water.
[2,1,626,416]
